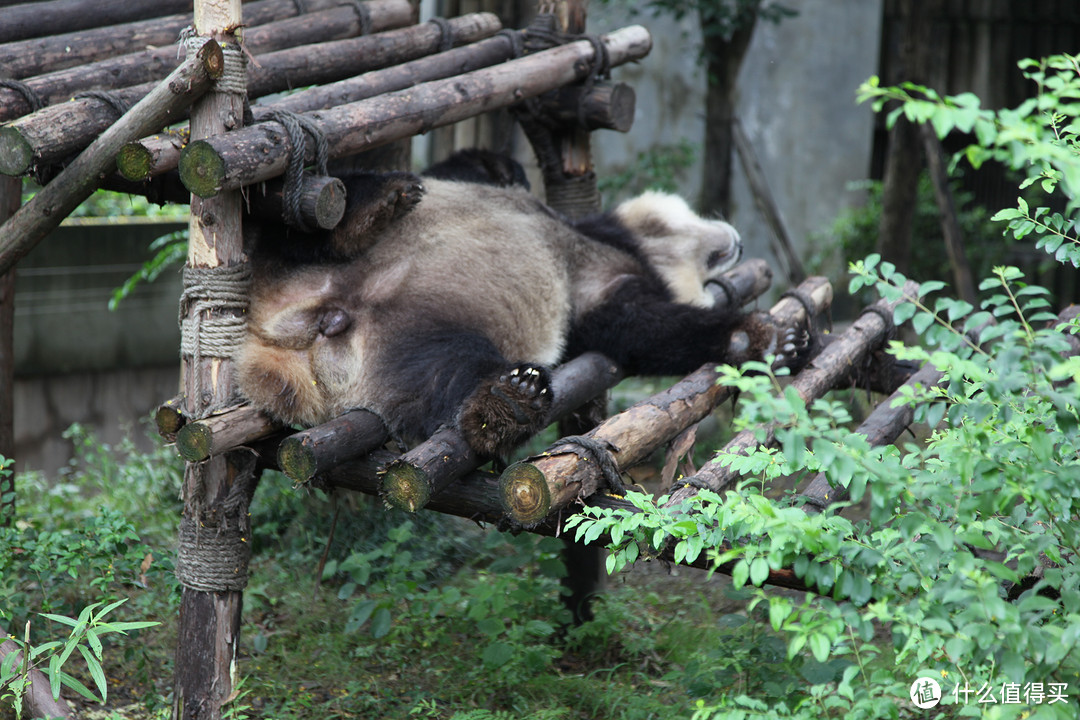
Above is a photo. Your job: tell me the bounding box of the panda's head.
[614,191,742,308]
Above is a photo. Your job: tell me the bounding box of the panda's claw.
[459,363,554,457]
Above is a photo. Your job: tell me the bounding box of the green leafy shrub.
[567,52,1080,720]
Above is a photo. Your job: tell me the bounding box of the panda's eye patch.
[318,308,352,337]
[706,250,726,269]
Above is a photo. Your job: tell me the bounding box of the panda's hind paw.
[458,364,554,457]
[771,319,814,373]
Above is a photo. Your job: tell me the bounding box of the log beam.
[277,409,389,484]
[178,25,654,197]
[0,0,190,43]
[0,40,223,277]
[118,32,515,182]
[0,0,348,79]
[498,277,832,527]
[175,405,282,462]
[155,395,188,443]
[0,0,414,123]
[2,12,501,175]
[663,280,920,510]
[540,82,637,133]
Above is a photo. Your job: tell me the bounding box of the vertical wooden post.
[174,2,250,719]
[0,176,19,526]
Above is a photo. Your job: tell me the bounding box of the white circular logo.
[910,677,942,709]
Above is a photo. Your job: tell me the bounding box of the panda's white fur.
[238,159,784,456]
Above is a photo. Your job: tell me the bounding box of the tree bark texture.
[0,40,223,277]
[0,0,348,79]
[0,0,192,43]
[875,0,941,274]
[499,277,833,527]
[663,280,920,511]
[0,0,415,123]
[119,30,512,182]
[699,14,756,218]
[173,5,249,720]
[1,11,500,174]
[0,176,18,525]
[179,25,654,197]
[919,122,977,304]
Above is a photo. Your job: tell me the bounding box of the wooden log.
[0,40,223,278]
[322,451,817,592]
[277,409,389,484]
[0,0,347,79]
[663,280,920,509]
[0,632,74,719]
[540,82,637,133]
[175,405,282,462]
[117,31,515,182]
[497,277,833,527]
[0,0,415,123]
[0,176,17,526]
[155,394,188,442]
[0,0,190,43]
[381,352,625,512]
[179,24,654,197]
[2,12,500,174]
[173,4,249,720]
[245,174,347,231]
[920,122,977,304]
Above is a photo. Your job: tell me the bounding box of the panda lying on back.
[238,150,806,457]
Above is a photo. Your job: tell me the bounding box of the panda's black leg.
[457,364,554,457]
[374,330,553,456]
[328,171,426,256]
[566,279,813,376]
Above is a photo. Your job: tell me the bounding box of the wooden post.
[0,176,18,525]
[173,2,250,719]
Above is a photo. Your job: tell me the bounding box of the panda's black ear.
[328,171,426,258]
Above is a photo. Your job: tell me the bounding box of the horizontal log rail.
[498,276,833,527]
[0,0,190,44]
[0,0,348,79]
[0,40,223,277]
[662,280,920,510]
[0,0,415,123]
[175,404,282,462]
[178,24,654,197]
[1,12,501,175]
[118,28,513,182]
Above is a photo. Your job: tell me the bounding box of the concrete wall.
[587,0,883,294]
[12,218,184,475]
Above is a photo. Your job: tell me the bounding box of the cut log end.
[154,396,187,441]
[0,126,33,177]
[381,460,431,512]
[179,140,226,198]
[277,435,317,483]
[499,462,551,526]
[116,142,154,181]
[313,176,347,229]
[176,422,214,462]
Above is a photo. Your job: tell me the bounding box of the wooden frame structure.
[0,0,1039,716]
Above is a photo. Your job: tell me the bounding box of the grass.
[1,413,812,720]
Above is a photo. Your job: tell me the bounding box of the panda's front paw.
[458,364,553,457]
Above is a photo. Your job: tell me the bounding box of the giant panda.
[237,151,805,457]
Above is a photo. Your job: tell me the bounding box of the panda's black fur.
[238,150,804,457]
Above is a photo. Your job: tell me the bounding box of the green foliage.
[566,53,1080,720]
[108,229,188,311]
[812,172,1007,288]
[22,185,188,220]
[858,52,1080,267]
[1,600,158,717]
[598,140,699,205]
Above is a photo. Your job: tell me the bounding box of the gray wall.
[13,218,184,474]
[588,0,883,293]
